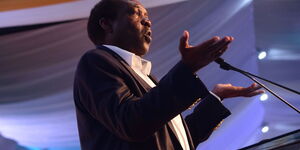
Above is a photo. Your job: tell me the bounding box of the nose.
[142,17,151,27]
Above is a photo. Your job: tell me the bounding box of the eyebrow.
[136,6,148,16]
[129,5,148,17]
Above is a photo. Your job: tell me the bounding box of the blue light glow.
[258,51,267,60]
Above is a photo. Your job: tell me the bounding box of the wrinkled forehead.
[122,0,147,12]
[121,0,145,9]
[125,0,142,5]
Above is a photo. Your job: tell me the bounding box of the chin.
[140,46,150,56]
[136,49,148,56]
[134,44,149,56]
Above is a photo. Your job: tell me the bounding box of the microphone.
[214,58,232,71]
[214,58,224,65]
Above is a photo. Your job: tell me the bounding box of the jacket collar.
[102,45,152,76]
[96,45,153,93]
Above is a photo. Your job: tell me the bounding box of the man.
[73,0,263,149]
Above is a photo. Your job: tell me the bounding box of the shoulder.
[81,48,116,63]
[79,48,121,66]
[76,48,125,75]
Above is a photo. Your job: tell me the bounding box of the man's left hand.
[212,83,264,100]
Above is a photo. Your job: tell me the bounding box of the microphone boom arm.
[215,58,300,114]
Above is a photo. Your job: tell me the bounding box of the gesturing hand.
[212,83,265,100]
[179,30,234,73]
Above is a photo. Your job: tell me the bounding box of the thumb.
[179,30,189,51]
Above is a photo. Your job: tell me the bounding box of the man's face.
[110,1,152,56]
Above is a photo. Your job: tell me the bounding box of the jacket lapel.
[148,74,159,85]
[97,46,152,93]
[148,74,187,149]
[119,60,153,92]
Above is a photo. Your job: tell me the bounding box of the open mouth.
[144,30,152,43]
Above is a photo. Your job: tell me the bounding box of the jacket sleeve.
[185,94,231,146]
[74,50,212,142]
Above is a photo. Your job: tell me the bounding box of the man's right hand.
[179,30,234,73]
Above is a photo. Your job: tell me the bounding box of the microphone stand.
[215,58,300,114]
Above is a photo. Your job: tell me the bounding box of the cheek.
[116,19,144,40]
[128,25,144,41]
[127,19,142,31]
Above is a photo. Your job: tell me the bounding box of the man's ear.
[99,18,113,33]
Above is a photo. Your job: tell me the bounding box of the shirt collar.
[102,45,152,75]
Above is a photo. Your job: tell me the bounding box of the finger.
[210,36,232,51]
[195,36,221,49]
[240,83,264,96]
[244,90,265,97]
[251,83,262,89]
[247,83,263,92]
[179,30,190,50]
[203,37,232,58]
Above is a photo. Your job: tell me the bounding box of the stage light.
[260,93,268,101]
[258,51,267,60]
[261,126,269,133]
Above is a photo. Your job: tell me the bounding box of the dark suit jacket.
[73,46,231,150]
